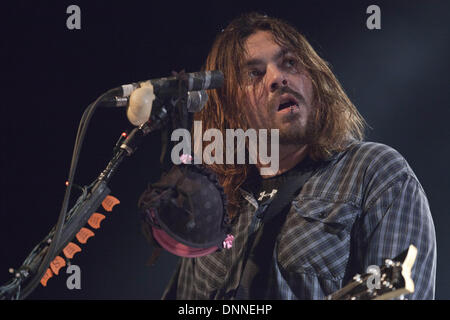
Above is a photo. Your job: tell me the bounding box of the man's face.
[241,30,315,145]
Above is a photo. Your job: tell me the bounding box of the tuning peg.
[76,227,95,244]
[40,268,53,287]
[102,195,120,212]
[50,256,66,275]
[384,259,394,267]
[63,242,82,259]
[88,213,106,229]
[352,274,363,283]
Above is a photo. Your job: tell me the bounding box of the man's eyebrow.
[244,48,289,67]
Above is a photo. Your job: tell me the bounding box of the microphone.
[126,88,209,126]
[108,70,224,100]
[101,70,221,126]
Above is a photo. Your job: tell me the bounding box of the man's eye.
[248,69,263,78]
[284,58,297,68]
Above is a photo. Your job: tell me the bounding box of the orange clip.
[102,195,120,212]
[63,242,82,259]
[76,227,95,244]
[87,213,105,229]
[50,256,66,275]
[40,268,53,287]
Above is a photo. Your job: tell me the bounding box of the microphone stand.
[0,94,173,300]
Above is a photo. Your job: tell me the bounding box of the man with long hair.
[161,13,436,299]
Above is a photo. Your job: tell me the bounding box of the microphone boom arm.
[0,100,168,300]
[0,69,220,300]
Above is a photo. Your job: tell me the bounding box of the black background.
[0,0,449,299]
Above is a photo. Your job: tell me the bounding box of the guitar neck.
[327,245,417,300]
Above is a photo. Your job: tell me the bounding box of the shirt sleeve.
[354,173,437,299]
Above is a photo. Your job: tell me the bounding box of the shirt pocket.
[277,199,359,281]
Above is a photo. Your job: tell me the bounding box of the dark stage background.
[0,0,449,299]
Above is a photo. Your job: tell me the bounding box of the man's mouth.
[277,94,299,112]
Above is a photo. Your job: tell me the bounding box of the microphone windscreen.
[127,85,155,126]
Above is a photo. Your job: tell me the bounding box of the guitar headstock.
[327,245,417,300]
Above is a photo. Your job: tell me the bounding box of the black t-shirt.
[243,156,317,206]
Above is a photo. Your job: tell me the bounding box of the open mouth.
[277,95,299,112]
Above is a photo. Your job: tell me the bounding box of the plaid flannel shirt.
[161,141,437,300]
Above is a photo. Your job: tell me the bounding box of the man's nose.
[267,64,287,92]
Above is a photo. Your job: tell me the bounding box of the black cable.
[17,89,118,299]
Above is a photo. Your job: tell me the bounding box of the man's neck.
[257,144,308,178]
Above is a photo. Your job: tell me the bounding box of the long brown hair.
[195,12,366,219]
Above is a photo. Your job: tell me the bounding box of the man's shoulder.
[334,141,419,198]
[296,141,421,209]
[337,140,412,176]
[344,140,405,162]
[315,141,417,200]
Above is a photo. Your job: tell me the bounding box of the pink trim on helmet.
[151,226,218,258]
